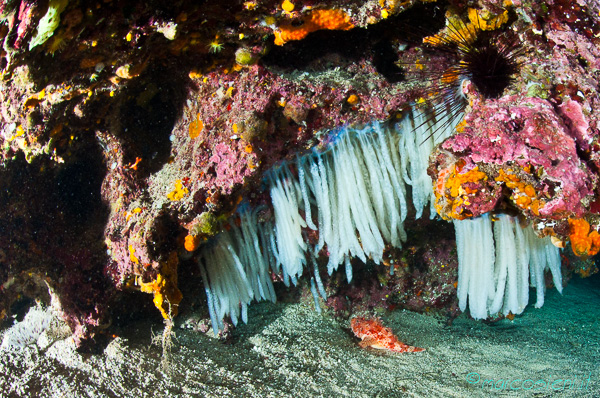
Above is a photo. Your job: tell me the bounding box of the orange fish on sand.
[350,317,425,353]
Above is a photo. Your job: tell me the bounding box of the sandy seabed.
[0,274,599,398]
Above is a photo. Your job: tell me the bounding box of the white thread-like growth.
[454,214,562,319]
[197,106,563,331]
[398,105,456,218]
[198,208,276,334]
[526,224,563,308]
[231,210,277,303]
[198,110,459,331]
[269,167,308,282]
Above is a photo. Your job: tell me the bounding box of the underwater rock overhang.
[195,104,569,334]
[0,0,600,345]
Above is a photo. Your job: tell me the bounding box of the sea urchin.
[411,8,523,142]
[423,9,523,101]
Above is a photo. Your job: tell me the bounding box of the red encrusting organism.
[350,317,425,353]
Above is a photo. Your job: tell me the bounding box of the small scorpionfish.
[350,317,425,353]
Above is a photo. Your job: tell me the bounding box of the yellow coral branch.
[138,252,183,319]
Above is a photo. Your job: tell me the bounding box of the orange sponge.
[568,218,600,257]
[274,9,354,46]
[184,234,201,252]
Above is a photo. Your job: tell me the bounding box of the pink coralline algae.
[208,142,255,193]
[558,99,593,151]
[7,1,37,50]
[431,94,599,235]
